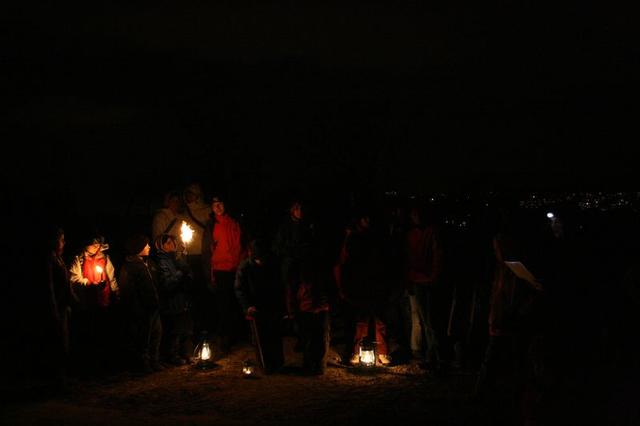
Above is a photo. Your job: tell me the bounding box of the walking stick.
[249,317,266,371]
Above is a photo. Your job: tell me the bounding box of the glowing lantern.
[242,360,255,378]
[546,212,555,219]
[181,221,194,245]
[193,332,217,370]
[358,341,376,368]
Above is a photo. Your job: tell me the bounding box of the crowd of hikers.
[21,182,640,423]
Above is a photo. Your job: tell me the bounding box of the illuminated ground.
[1,336,619,426]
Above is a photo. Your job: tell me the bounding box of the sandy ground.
[1,337,496,426]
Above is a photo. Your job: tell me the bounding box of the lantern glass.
[359,342,376,367]
[193,333,216,369]
[242,360,255,377]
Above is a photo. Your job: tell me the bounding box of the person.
[119,233,163,375]
[335,210,392,366]
[474,231,545,423]
[405,205,445,374]
[293,259,331,375]
[151,190,184,242]
[272,199,316,350]
[234,239,284,374]
[182,183,215,336]
[202,194,246,356]
[153,233,194,365]
[68,234,119,375]
[44,227,75,383]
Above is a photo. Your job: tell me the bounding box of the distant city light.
[546,212,555,219]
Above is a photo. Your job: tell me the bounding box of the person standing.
[153,233,194,366]
[119,234,163,375]
[234,239,285,374]
[202,195,246,356]
[69,234,119,375]
[272,199,316,349]
[182,183,214,336]
[405,205,445,374]
[45,227,75,383]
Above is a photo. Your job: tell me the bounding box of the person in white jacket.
[182,182,216,335]
[151,190,184,242]
[68,234,119,374]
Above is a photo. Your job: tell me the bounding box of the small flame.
[243,366,253,375]
[181,221,194,244]
[95,265,103,275]
[200,343,211,361]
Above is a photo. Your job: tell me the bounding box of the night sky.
[3,2,639,211]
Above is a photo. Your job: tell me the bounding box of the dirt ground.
[2,337,501,426]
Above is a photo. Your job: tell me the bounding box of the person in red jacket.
[202,195,246,357]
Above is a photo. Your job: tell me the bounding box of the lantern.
[358,340,376,368]
[242,360,255,378]
[193,332,217,370]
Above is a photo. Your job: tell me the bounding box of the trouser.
[161,311,194,359]
[252,310,284,373]
[187,255,217,335]
[128,311,162,368]
[298,311,330,371]
[413,283,440,365]
[213,270,245,350]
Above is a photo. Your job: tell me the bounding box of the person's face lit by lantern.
[212,200,225,216]
[86,243,101,256]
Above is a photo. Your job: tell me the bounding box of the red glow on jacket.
[211,214,243,271]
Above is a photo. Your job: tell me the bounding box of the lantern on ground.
[193,332,217,370]
[358,340,376,368]
[242,360,255,378]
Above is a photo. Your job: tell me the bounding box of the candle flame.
[95,265,103,275]
[181,221,194,244]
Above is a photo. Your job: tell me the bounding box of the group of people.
[43,183,553,391]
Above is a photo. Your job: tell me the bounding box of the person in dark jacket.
[294,259,331,375]
[234,239,284,374]
[335,211,392,366]
[153,234,194,366]
[44,227,76,383]
[119,234,163,375]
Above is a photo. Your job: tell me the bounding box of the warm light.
[359,345,376,367]
[181,221,194,244]
[242,361,255,376]
[546,212,555,219]
[200,343,211,361]
[95,265,103,279]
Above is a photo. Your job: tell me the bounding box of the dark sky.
[3,2,639,208]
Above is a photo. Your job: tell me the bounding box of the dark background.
[3,2,639,204]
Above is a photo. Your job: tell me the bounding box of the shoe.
[349,354,360,366]
[378,354,392,366]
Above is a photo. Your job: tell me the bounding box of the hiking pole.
[249,317,266,371]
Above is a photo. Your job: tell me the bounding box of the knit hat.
[125,233,150,256]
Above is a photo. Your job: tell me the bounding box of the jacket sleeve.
[106,256,118,292]
[69,256,88,286]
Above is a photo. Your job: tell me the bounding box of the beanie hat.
[125,234,149,256]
